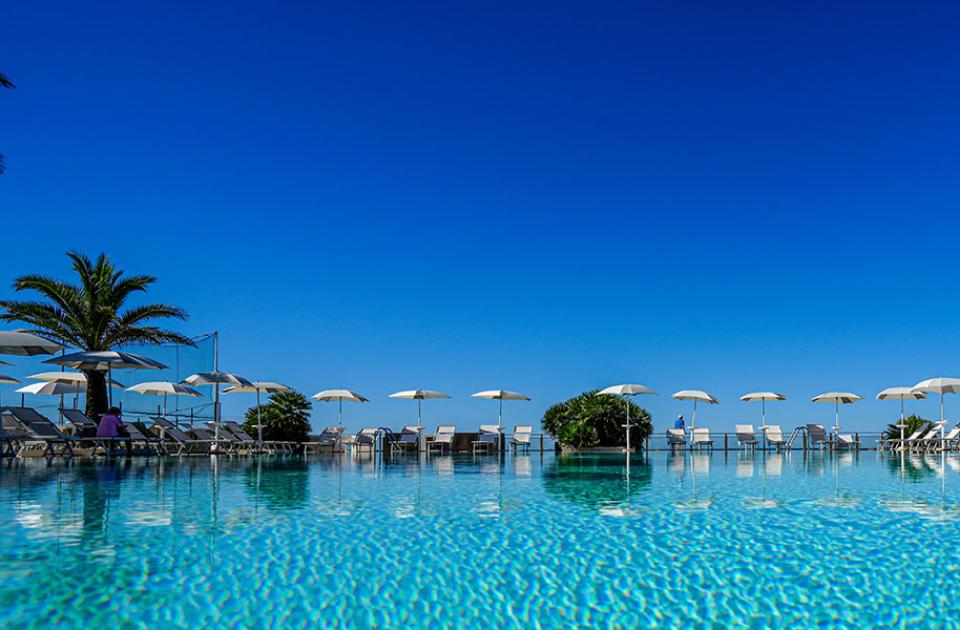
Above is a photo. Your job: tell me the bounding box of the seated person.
[97,406,131,452]
[674,414,686,431]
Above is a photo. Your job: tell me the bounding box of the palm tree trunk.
[84,370,109,418]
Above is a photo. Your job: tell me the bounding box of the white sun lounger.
[691,428,713,451]
[428,425,456,454]
[472,425,501,454]
[764,425,788,451]
[511,425,533,452]
[736,424,758,451]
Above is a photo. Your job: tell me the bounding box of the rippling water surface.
[1,450,958,628]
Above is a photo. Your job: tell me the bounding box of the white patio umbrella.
[877,387,928,447]
[672,390,719,436]
[223,382,291,450]
[598,384,657,453]
[28,371,126,388]
[183,371,253,450]
[312,389,369,430]
[126,381,203,419]
[0,331,65,356]
[27,371,126,421]
[471,390,531,430]
[912,377,960,446]
[811,392,863,433]
[0,375,20,406]
[389,389,451,452]
[17,381,87,396]
[740,392,787,430]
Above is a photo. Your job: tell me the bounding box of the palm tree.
[0,70,13,175]
[0,252,194,417]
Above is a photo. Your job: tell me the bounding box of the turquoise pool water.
[1,450,958,628]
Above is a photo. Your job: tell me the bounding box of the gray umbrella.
[44,350,167,407]
[0,331,65,356]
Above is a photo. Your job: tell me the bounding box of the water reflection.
[243,457,310,511]
[543,454,651,510]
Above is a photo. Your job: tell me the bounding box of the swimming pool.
[0,450,956,628]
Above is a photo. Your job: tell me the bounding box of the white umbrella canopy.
[312,389,369,430]
[598,384,657,453]
[126,381,203,418]
[811,392,862,432]
[0,331,65,356]
[17,381,87,396]
[877,387,928,447]
[672,390,719,433]
[471,390,531,430]
[223,382,291,449]
[740,391,787,429]
[598,384,657,397]
[28,371,127,388]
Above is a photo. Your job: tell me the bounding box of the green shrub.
[243,390,312,443]
[543,390,652,447]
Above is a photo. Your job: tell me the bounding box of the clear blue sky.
[2,0,959,432]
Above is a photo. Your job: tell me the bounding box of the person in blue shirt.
[674,415,685,431]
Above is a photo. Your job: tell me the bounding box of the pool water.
[0,450,958,628]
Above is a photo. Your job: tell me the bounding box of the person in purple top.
[97,406,131,453]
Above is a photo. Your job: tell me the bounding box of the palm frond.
[0,72,14,89]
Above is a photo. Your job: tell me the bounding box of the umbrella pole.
[257,389,263,453]
[625,397,631,453]
[900,396,905,448]
[499,397,503,430]
[108,367,113,407]
[339,398,343,430]
[213,383,220,453]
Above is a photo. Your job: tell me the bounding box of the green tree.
[0,70,14,174]
[0,252,193,417]
[543,390,652,448]
[243,390,312,443]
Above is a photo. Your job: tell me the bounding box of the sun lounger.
[428,425,456,454]
[691,427,713,451]
[884,422,931,452]
[221,420,281,454]
[304,426,343,454]
[835,433,860,450]
[736,424,758,451]
[941,426,960,451]
[0,407,81,458]
[388,426,421,454]
[913,424,945,453]
[353,428,379,453]
[150,417,215,455]
[472,425,501,454]
[191,426,236,453]
[806,424,829,449]
[511,425,533,452]
[764,425,788,451]
[666,428,686,450]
